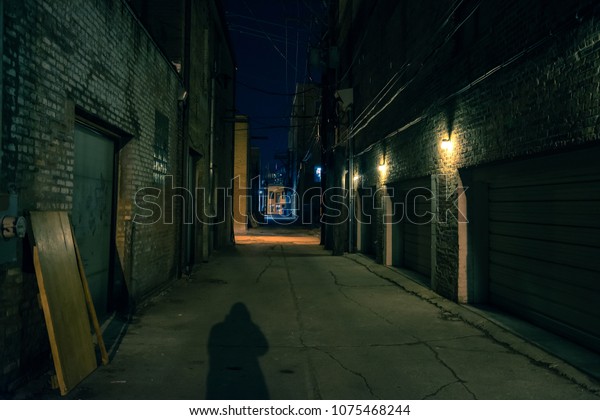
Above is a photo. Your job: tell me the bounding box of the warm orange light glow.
[235,234,320,245]
[378,156,387,173]
[441,138,453,151]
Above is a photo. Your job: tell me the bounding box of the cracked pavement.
[38,228,600,400]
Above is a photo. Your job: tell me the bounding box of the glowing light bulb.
[441,138,453,151]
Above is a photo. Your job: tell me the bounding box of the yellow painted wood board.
[73,233,109,366]
[30,211,97,396]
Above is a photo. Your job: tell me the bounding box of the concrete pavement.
[26,227,600,399]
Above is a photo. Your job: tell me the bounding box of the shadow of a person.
[206,302,269,399]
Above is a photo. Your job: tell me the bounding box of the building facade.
[233,115,249,234]
[288,83,321,224]
[0,0,234,393]
[327,0,600,353]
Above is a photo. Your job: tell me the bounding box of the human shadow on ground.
[205,302,269,399]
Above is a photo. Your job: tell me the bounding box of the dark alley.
[15,227,596,400]
[2,0,600,411]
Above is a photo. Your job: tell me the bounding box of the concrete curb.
[344,253,600,397]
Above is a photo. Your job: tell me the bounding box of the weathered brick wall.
[233,117,249,233]
[338,0,600,300]
[1,0,183,392]
[0,268,48,396]
[210,2,235,249]
[186,0,235,256]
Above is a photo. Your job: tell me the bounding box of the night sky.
[222,0,327,170]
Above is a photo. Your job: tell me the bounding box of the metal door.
[473,146,600,352]
[72,124,115,322]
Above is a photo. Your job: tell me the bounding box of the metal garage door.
[389,178,433,282]
[358,186,376,256]
[72,124,115,322]
[485,147,600,351]
[403,186,432,277]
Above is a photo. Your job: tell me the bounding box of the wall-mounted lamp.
[441,138,453,151]
[353,174,360,182]
[378,157,387,173]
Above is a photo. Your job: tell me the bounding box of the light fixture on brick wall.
[441,137,453,151]
[378,156,387,173]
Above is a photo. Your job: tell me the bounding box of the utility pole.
[320,0,343,254]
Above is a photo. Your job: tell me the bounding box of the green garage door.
[72,124,115,322]
[389,178,433,283]
[358,186,376,256]
[485,147,600,352]
[403,184,432,278]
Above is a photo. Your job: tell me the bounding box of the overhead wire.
[295,0,301,87]
[227,24,295,46]
[225,12,309,32]
[301,0,327,26]
[341,69,403,139]
[237,80,319,96]
[345,0,478,142]
[240,0,300,74]
[240,124,318,131]
[353,2,591,158]
[337,0,466,88]
[226,0,328,158]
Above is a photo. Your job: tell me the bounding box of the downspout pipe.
[208,60,216,250]
[0,0,4,173]
[348,106,354,253]
[179,0,192,275]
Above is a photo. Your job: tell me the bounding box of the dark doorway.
[72,123,116,322]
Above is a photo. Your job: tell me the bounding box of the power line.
[351,6,588,158]
[347,1,479,139]
[235,124,317,131]
[253,115,319,120]
[226,12,309,32]
[237,80,319,96]
[300,0,327,26]
[240,0,299,74]
[228,23,293,41]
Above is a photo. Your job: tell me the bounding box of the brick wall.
[1,0,184,392]
[335,0,600,300]
[233,117,249,233]
[186,0,235,258]
[210,3,235,249]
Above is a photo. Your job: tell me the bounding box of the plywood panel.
[31,211,97,396]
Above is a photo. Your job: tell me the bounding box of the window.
[153,110,169,184]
